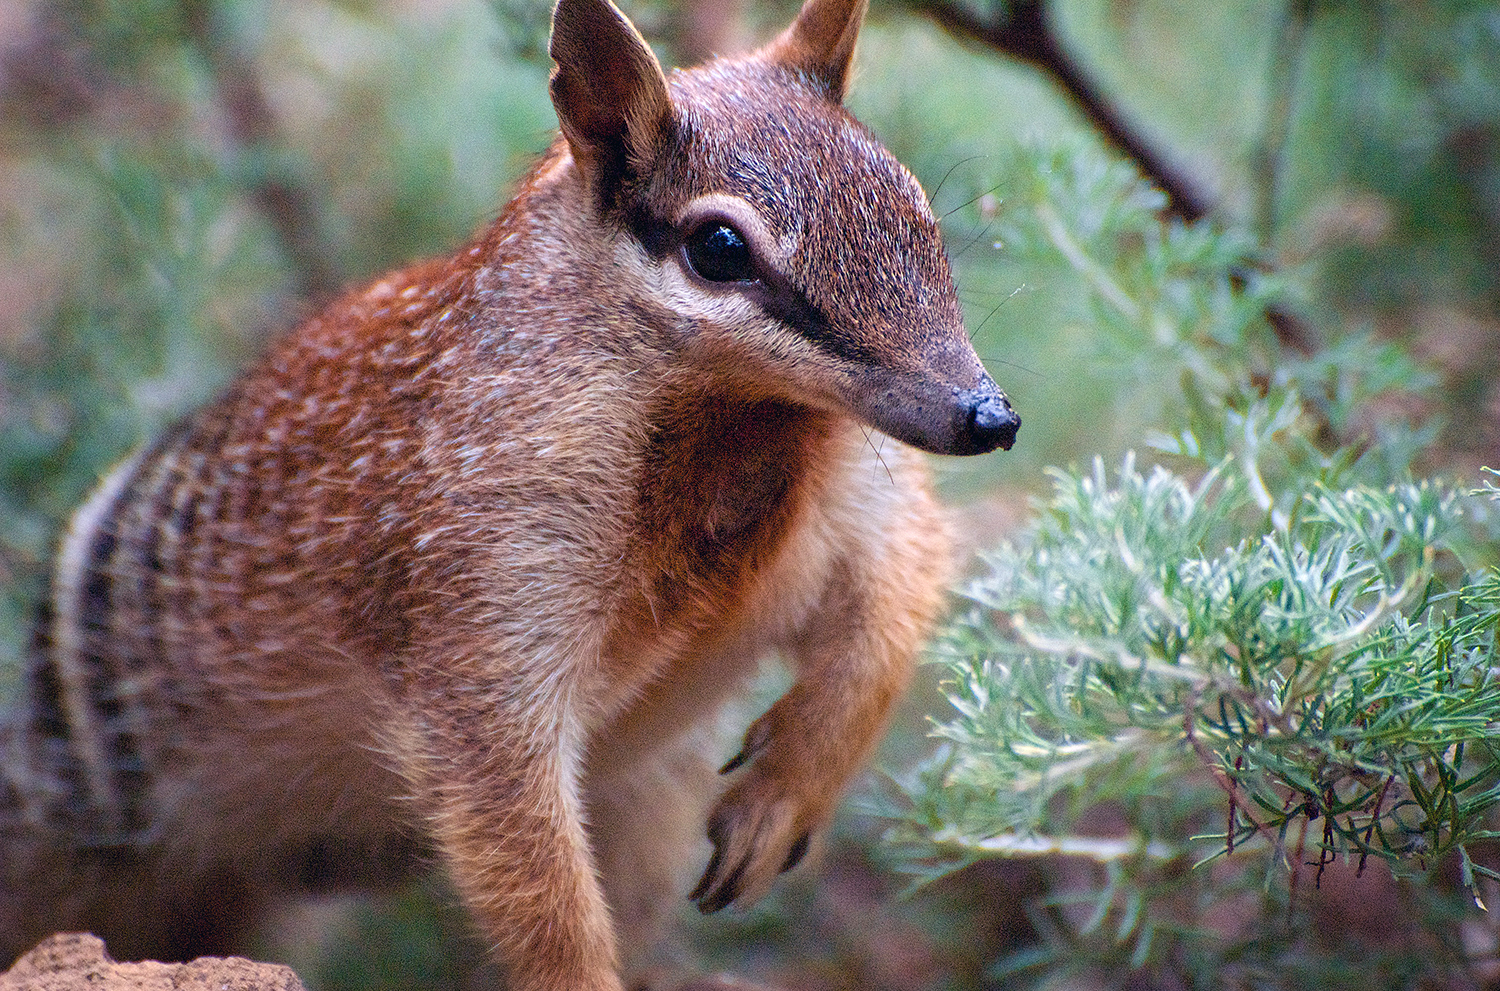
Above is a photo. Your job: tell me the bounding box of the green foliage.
[922,136,1447,498]
[0,140,286,687]
[1277,1,1500,308]
[0,0,554,684]
[883,142,1500,987]
[922,456,1498,859]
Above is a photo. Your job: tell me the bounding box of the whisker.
[940,180,1005,222]
[970,303,1008,343]
[979,354,1040,376]
[971,284,1028,340]
[952,218,998,262]
[930,154,991,212]
[859,424,895,486]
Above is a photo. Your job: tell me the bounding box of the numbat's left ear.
[549,0,673,184]
[763,0,869,102]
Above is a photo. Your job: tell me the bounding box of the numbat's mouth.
[853,372,1021,456]
[953,387,1021,455]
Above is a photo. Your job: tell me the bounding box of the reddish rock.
[0,933,306,991]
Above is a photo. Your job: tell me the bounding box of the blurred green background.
[1,0,1496,987]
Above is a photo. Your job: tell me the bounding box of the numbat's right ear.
[764,0,868,102]
[549,0,673,188]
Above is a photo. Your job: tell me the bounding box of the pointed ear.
[549,0,673,182]
[763,0,868,102]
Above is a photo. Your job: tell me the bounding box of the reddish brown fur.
[0,0,1017,987]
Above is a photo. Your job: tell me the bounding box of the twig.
[1034,199,1140,322]
[909,0,1211,221]
[1183,694,1274,848]
[1315,786,1334,890]
[182,0,341,303]
[1253,0,1313,250]
[932,828,1176,862]
[906,0,1320,358]
[1228,754,1245,854]
[1358,774,1395,877]
[1289,812,1309,921]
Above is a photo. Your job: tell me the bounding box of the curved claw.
[718,718,773,776]
[780,832,810,874]
[694,706,824,914]
[692,854,748,914]
[718,749,749,776]
[689,828,811,913]
[688,848,721,904]
[689,812,746,913]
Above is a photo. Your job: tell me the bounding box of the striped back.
[20,416,223,847]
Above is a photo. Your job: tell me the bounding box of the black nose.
[959,390,1020,455]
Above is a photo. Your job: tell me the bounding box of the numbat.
[0,0,1018,986]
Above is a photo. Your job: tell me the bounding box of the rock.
[0,933,307,991]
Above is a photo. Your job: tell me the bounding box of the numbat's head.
[548,0,1019,456]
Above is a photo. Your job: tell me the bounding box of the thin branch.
[183,0,342,304]
[1254,0,1314,249]
[907,0,1319,357]
[1358,774,1395,877]
[932,828,1177,862]
[1183,692,1275,849]
[1034,199,1140,321]
[910,0,1211,221]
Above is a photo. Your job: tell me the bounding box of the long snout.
[852,369,1020,456]
[951,385,1021,455]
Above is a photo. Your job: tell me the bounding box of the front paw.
[688,764,821,914]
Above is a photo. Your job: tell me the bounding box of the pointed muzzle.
[953,385,1020,455]
[852,369,1020,457]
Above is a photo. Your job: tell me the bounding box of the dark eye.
[683,223,755,283]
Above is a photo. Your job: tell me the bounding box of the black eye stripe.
[624,203,879,366]
[752,276,880,367]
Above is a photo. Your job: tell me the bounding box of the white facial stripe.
[658,260,765,325]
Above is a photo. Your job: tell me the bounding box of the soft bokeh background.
[1,0,1497,987]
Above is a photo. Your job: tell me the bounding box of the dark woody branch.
[908,0,1212,222]
[908,0,1316,353]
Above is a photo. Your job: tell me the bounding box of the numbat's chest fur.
[1,0,1018,987]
